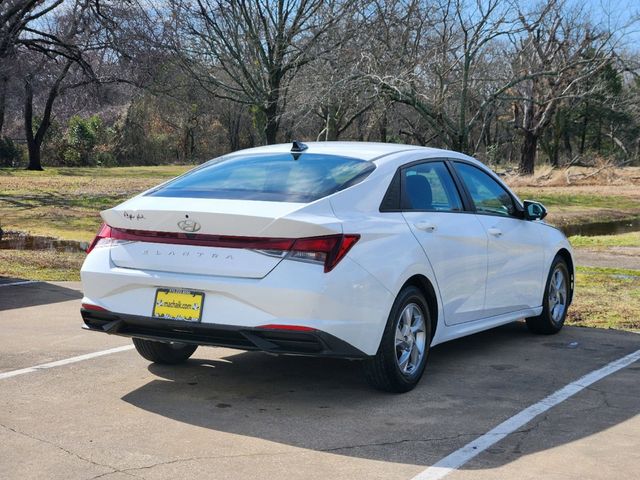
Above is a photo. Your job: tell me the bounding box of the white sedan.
[81,142,574,392]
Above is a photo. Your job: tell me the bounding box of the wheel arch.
[401,274,439,341]
[555,248,575,305]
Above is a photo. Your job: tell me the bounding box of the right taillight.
[289,234,360,272]
[85,223,112,254]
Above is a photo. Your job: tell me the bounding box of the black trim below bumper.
[81,309,366,359]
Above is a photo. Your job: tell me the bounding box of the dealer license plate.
[152,288,204,322]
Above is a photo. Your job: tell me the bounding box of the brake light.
[290,234,360,272]
[86,223,112,254]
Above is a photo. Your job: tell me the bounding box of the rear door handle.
[414,222,437,232]
[488,227,502,237]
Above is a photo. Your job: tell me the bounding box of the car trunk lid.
[102,196,341,279]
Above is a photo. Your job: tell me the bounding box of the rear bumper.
[81,308,367,359]
[80,247,395,355]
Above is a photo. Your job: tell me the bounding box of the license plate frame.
[152,288,205,322]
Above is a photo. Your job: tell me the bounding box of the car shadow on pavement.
[121,323,640,467]
[0,280,82,311]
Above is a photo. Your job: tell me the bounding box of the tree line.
[0,0,638,174]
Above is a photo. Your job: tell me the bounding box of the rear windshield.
[147,152,375,202]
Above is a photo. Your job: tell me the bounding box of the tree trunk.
[263,71,282,145]
[0,74,7,136]
[457,56,470,153]
[263,100,279,145]
[563,127,573,163]
[23,61,72,171]
[26,140,43,171]
[378,110,388,143]
[518,131,537,175]
[24,77,43,171]
[579,101,589,155]
[227,115,241,151]
[550,143,559,167]
[324,105,338,141]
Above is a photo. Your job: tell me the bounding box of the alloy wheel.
[395,303,427,375]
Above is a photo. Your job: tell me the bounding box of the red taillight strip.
[109,227,296,250]
[81,303,109,312]
[258,324,316,332]
[87,224,360,273]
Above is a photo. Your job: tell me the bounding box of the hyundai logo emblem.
[177,219,201,233]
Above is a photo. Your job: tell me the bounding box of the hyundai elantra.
[81,142,574,392]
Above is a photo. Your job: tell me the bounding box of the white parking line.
[0,345,135,380]
[0,280,40,288]
[411,348,640,480]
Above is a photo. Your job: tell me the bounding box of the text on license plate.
[153,288,204,322]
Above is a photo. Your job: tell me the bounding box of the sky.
[563,0,640,46]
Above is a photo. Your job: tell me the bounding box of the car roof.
[229,141,475,164]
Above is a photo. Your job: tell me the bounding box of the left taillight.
[86,223,112,254]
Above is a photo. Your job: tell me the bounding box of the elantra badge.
[177,219,201,232]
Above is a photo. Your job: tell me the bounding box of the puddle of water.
[0,232,88,253]
[611,274,640,280]
[561,217,640,237]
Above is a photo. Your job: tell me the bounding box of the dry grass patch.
[568,266,640,331]
[570,231,640,248]
[0,165,192,240]
[502,163,640,188]
[0,250,84,281]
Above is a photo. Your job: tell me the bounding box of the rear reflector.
[81,303,109,312]
[258,324,316,332]
[86,225,359,273]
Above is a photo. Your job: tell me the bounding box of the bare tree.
[20,0,97,169]
[170,0,354,144]
[0,0,68,135]
[286,8,375,142]
[362,0,517,152]
[509,0,617,174]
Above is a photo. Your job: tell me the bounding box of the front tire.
[133,338,197,364]
[526,256,570,335]
[364,286,432,393]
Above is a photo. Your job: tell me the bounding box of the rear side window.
[147,153,375,203]
[402,162,462,212]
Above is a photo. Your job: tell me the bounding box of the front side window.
[147,153,375,203]
[402,161,462,212]
[454,162,516,217]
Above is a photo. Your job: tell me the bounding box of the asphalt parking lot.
[1,280,639,480]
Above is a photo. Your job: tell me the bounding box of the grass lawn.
[0,165,191,241]
[0,250,85,282]
[569,231,640,248]
[568,266,640,331]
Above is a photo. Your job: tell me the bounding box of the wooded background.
[1,0,639,174]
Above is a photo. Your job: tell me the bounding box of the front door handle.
[414,222,437,232]
[488,227,503,237]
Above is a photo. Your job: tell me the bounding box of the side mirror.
[524,200,547,221]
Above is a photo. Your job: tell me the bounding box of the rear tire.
[133,338,197,364]
[526,256,570,335]
[364,286,432,393]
